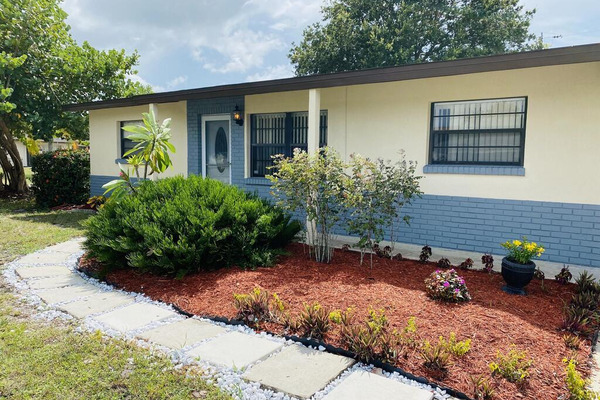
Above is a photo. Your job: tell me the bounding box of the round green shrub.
[31,149,90,207]
[84,175,301,275]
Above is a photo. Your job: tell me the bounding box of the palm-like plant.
[102,109,175,201]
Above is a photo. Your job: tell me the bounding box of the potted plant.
[500,237,545,295]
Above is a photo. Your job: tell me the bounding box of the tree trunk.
[0,117,28,194]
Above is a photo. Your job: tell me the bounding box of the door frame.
[201,114,232,183]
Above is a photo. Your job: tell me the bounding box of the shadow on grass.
[9,211,90,230]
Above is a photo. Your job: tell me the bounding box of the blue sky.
[62,0,600,93]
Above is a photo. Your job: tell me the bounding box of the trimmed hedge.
[84,176,301,275]
[31,149,90,207]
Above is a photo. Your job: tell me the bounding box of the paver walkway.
[6,239,443,399]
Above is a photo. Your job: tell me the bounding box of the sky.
[61,0,600,93]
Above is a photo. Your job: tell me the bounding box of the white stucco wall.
[245,61,600,205]
[89,101,188,178]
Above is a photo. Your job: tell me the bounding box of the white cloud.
[167,76,188,89]
[246,64,294,81]
[127,74,164,93]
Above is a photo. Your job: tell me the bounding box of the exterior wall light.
[233,105,244,126]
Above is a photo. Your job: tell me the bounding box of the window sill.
[244,177,271,186]
[114,158,128,164]
[423,165,525,176]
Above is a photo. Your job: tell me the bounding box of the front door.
[202,116,231,184]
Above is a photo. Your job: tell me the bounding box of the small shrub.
[86,195,106,210]
[298,302,331,340]
[437,257,451,268]
[373,244,392,258]
[576,272,597,294]
[489,345,533,383]
[233,287,272,326]
[329,307,354,326]
[392,252,403,261]
[340,308,403,364]
[460,258,474,270]
[564,358,599,400]
[425,269,471,303]
[401,316,419,348]
[563,334,582,350]
[556,266,574,284]
[421,338,452,371]
[420,245,432,263]
[84,176,301,275]
[441,332,471,357]
[572,291,599,312]
[31,149,90,207]
[471,375,495,400]
[561,306,592,336]
[341,244,351,252]
[481,254,494,273]
[342,324,380,364]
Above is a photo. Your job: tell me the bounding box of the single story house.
[66,43,600,268]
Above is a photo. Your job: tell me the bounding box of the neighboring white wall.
[14,141,28,167]
[89,101,188,178]
[245,61,600,205]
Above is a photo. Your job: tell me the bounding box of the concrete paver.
[36,285,101,304]
[16,265,72,279]
[186,332,284,370]
[58,291,135,318]
[322,370,433,400]
[138,318,226,349]
[243,344,355,399]
[27,275,88,290]
[16,252,71,265]
[45,240,84,254]
[92,302,178,332]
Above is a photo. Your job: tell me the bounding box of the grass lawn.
[0,197,89,265]
[0,197,231,400]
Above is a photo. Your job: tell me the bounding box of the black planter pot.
[501,257,536,295]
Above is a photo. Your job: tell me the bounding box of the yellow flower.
[513,240,522,246]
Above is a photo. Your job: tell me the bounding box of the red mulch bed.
[81,244,593,400]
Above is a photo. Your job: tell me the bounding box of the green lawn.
[0,197,89,265]
[0,198,231,400]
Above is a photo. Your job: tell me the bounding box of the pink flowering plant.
[425,269,471,303]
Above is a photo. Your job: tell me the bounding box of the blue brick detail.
[90,175,117,196]
[187,97,245,176]
[327,194,600,268]
[423,164,526,176]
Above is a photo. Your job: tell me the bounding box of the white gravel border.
[3,241,453,400]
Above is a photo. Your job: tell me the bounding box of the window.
[430,97,527,166]
[120,120,143,158]
[250,111,328,177]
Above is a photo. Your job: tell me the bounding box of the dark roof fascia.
[64,43,600,111]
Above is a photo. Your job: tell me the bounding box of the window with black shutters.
[430,97,527,166]
[250,111,328,177]
[120,120,143,158]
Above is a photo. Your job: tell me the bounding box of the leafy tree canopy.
[289,0,545,76]
[0,0,152,193]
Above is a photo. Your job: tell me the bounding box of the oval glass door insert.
[214,127,228,173]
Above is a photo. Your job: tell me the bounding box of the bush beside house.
[31,149,90,207]
[84,175,301,276]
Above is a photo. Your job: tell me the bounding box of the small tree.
[345,153,422,267]
[103,109,175,201]
[268,147,346,263]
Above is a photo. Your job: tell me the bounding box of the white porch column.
[307,89,321,154]
[149,103,158,119]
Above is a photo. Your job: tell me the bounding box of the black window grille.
[120,120,143,158]
[250,111,328,177]
[429,97,527,166]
